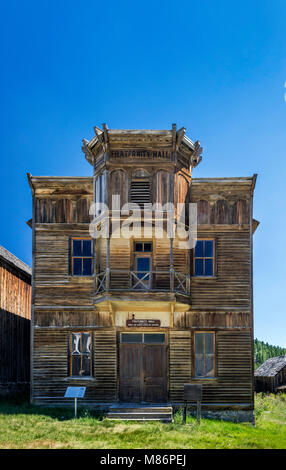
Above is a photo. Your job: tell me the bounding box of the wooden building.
[255,357,286,393]
[0,245,31,396]
[28,124,258,421]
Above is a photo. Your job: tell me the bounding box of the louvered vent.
[130,179,151,207]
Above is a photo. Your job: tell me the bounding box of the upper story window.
[130,179,151,208]
[134,241,152,253]
[71,238,93,276]
[194,332,215,378]
[193,239,214,276]
[69,332,92,377]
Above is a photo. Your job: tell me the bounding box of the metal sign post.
[64,386,86,418]
[183,384,202,424]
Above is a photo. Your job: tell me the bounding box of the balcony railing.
[95,270,190,296]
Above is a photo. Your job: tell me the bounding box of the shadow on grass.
[0,396,106,422]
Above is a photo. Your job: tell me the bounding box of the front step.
[107,406,173,422]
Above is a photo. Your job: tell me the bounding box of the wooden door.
[119,343,142,402]
[119,333,167,403]
[143,344,167,402]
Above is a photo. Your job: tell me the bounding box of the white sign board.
[64,386,86,399]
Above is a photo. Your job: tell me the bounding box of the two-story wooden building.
[28,124,258,421]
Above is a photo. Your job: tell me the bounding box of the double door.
[119,332,167,403]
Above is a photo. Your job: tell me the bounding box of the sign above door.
[126,319,161,327]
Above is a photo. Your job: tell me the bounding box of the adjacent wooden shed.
[0,245,31,396]
[255,356,286,393]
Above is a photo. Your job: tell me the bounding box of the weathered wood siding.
[169,329,252,404]
[33,327,117,405]
[0,262,31,393]
[34,227,93,306]
[191,228,250,309]
[110,238,130,289]
[36,198,92,224]
[169,330,192,401]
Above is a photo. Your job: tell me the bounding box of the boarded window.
[71,238,93,276]
[193,239,214,276]
[194,332,215,377]
[70,332,92,377]
[130,179,151,208]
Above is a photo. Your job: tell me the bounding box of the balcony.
[95,270,190,296]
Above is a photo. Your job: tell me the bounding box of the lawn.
[0,393,285,449]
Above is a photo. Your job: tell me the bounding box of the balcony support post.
[170,237,174,292]
[106,234,110,292]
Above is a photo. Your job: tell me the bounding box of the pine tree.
[254,339,286,369]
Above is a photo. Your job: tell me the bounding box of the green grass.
[0,394,285,449]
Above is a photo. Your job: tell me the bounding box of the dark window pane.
[137,258,150,279]
[71,355,81,376]
[144,334,165,344]
[195,354,204,377]
[195,259,204,276]
[121,333,143,343]
[135,243,143,252]
[144,243,152,252]
[83,258,92,276]
[195,333,204,353]
[73,240,82,256]
[205,240,213,258]
[83,240,92,256]
[73,258,82,275]
[205,259,213,276]
[137,257,150,271]
[195,240,204,257]
[81,355,91,376]
[205,333,214,354]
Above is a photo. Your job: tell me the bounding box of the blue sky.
[1,1,285,347]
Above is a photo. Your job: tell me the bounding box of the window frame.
[193,331,216,379]
[69,331,93,378]
[192,238,216,277]
[134,241,153,253]
[71,237,94,277]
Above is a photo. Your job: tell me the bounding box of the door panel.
[119,344,142,402]
[143,345,167,402]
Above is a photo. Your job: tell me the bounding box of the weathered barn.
[255,356,286,393]
[27,124,258,422]
[0,245,31,396]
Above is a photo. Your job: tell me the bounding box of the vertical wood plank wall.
[0,263,31,394]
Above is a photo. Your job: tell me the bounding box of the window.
[120,333,165,344]
[130,179,151,208]
[134,242,152,253]
[193,239,214,276]
[194,332,215,378]
[71,238,93,276]
[69,332,92,377]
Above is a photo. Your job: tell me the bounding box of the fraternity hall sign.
[126,319,161,327]
[110,149,171,160]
